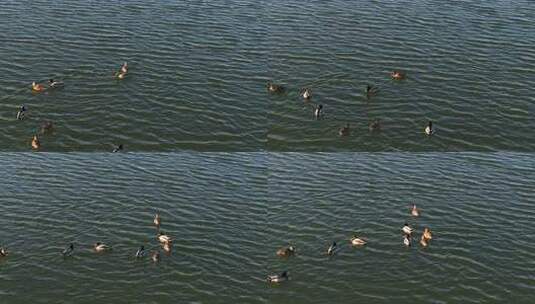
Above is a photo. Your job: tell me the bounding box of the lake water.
[0,1,534,151]
[1,153,534,303]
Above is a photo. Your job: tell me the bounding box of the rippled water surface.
[266,153,535,303]
[1,153,533,303]
[0,1,267,151]
[1,1,534,151]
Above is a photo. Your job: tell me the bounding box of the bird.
[48,79,64,88]
[157,232,172,244]
[112,144,123,153]
[31,135,40,150]
[390,70,405,80]
[162,242,172,254]
[151,251,161,263]
[16,105,27,120]
[422,227,433,241]
[420,235,428,247]
[411,204,420,217]
[314,104,323,119]
[276,246,296,257]
[94,242,112,253]
[350,236,367,246]
[267,82,284,94]
[267,271,289,283]
[62,243,74,257]
[153,213,161,228]
[327,241,337,256]
[0,247,9,257]
[32,82,45,92]
[369,119,381,132]
[425,121,434,135]
[403,235,411,247]
[338,123,350,136]
[135,246,146,258]
[402,223,413,236]
[120,62,128,74]
[300,88,312,100]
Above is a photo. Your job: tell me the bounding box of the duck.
[327,241,337,256]
[31,135,40,150]
[425,121,434,136]
[116,72,127,80]
[94,242,112,253]
[0,247,8,257]
[40,121,54,134]
[135,246,146,258]
[153,213,161,228]
[112,144,123,153]
[390,70,405,80]
[338,123,350,136]
[267,82,284,94]
[276,246,296,257]
[162,242,172,254]
[120,62,128,74]
[420,235,428,247]
[157,232,172,244]
[369,119,381,132]
[402,223,413,236]
[32,82,46,92]
[422,227,433,241]
[48,79,64,88]
[300,88,312,100]
[350,236,367,246]
[16,105,27,120]
[62,243,74,257]
[314,104,323,119]
[403,235,411,247]
[366,84,378,97]
[151,251,161,263]
[267,271,289,283]
[411,204,420,217]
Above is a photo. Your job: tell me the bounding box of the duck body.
[32,82,45,92]
[135,246,146,258]
[327,241,337,256]
[62,243,74,257]
[403,235,411,247]
[112,144,123,153]
[151,251,160,263]
[276,246,296,257]
[402,224,413,236]
[350,236,367,246]
[422,228,433,241]
[31,135,40,150]
[153,214,161,227]
[338,124,350,136]
[267,82,284,94]
[411,204,420,217]
[94,242,112,253]
[0,247,8,257]
[314,104,323,119]
[390,71,405,80]
[301,88,311,100]
[17,105,27,120]
[157,232,172,244]
[48,79,64,88]
[267,271,288,283]
[420,236,428,247]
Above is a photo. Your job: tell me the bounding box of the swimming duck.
[32,82,45,92]
[48,79,64,88]
[267,271,289,283]
[16,105,27,120]
[420,235,428,247]
[300,88,312,100]
[94,242,112,253]
[422,227,433,241]
[40,121,54,134]
[162,242,172,254]
[112,144,123,153]
[366,84,378,97]
[314,104,323,119]
[350,236,367,246]
[402,223,413,236]
[390,71,405,80]
[31,135,40,150]
[157,232,172,244]
[369,119,381,132]
[151,251,160,263]
[403,235,411,247]
[327,241,337,256]
[62,243,74,257]
[276,246,296,257]
[116,72,127,79]
[338,123,350,136]
[267,82,284,94]
[411,204,420,217]
[135,246,146,258]
[154,213,161,228]
[120,62,128,74]
[425,121,434,135]
[0,247,8,257]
